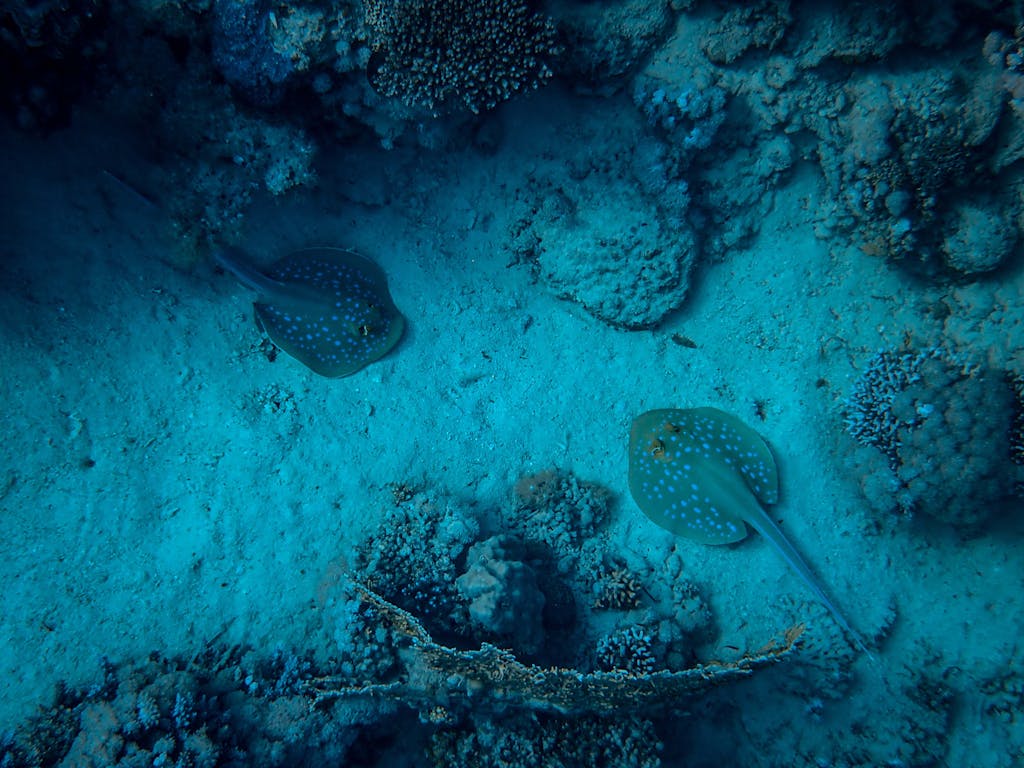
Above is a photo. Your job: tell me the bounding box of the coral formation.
[327,579,403,684]
[355,490,480,633]
[455,535,547,654]
[533,174,697,329]
[507,118,701,329]
[0,645,379,767]
[211,0,297,105]
[428,712,663,768]
[509,468,611,552]
[940,199,1019,274]
[164,99,318,257]
[700,1,791,65]
[363,0,559,114]
[595,625,661,676]
[843,347,1024,524]
[308,584,803,716]
[812,58,1022,276]
[593,564,643,610]
[632,76,727,163]
[554,0,675,87]
[621,9,795,259]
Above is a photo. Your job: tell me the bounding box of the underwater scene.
[2,0,1023,765]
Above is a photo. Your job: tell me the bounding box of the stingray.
[215,245,405,378]
[629,407,868,653]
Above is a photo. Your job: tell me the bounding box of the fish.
[215,245,405,377]
[628,407,869,654]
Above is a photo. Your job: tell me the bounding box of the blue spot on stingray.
[216,245,405,377]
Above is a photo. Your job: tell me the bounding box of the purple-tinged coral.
[211,0,296,106]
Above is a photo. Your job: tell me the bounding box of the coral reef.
[363,0,559,114]
[455,535,547,654]
[5,0,1023,276]
[812,59,1022,276]
[0,645,381,767]
[621,7,796,259]
[355,490,480,634]
[0,572,798,768]
[843,347,1024,525]
[428,712,663,768]
[509,468,611,553]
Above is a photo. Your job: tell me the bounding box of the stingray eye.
[664,422,681,434]
[358,323,373,336]
[649,438,665,458]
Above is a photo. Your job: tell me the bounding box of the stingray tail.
[746,510,874,659]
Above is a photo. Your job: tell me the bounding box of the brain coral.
[363,0,559,114]
[843,347,1024,526]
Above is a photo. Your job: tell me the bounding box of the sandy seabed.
[1,90,1022,763]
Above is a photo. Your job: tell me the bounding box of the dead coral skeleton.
[306,584,803,716]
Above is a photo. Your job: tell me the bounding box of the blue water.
[2,2,1023,766]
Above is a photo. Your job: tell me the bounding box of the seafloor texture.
[1,0,1023,766]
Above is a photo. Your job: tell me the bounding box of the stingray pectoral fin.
[744,505,871,657]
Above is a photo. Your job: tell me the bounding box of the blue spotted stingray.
[629,407,868,653]
[216,246,405,377]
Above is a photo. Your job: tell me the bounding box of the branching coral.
[356,491,479,633]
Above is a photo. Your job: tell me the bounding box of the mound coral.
[843,347,1024,525]
[455,535,546,654]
